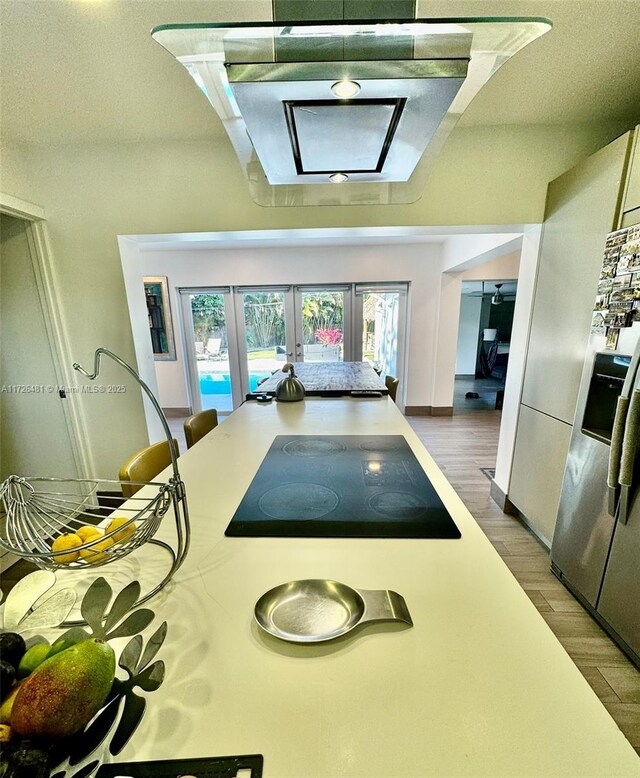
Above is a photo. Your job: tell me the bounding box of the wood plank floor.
[407,410,640,757]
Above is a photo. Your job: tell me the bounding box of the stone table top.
[257,361,387,395]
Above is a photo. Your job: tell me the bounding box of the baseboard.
[489,482,551,551]
[404,406,432,416]
[490,480,518,514]
[515,512,552,551]
[163,407,192,417]
[404,406,454,417]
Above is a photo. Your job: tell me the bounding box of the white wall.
[128,242,445,415]
[442,234,521,272]
[456,295,482,375]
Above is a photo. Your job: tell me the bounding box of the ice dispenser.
[581,352,632,443]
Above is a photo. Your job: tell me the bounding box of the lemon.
[76,525,103,542]
[51,533,82,564]
[79,536,114,564]
[106,516,136,544]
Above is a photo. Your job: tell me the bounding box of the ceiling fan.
[492,284,505,305]
[464,282,517,302]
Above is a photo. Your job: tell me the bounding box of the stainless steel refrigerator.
[551,332,640,665]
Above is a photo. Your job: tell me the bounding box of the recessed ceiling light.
[331,80,360,98]
[329,173,349,183]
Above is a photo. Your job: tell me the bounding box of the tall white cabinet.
[507,129,636,545]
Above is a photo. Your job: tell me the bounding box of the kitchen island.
[66,399,640,775]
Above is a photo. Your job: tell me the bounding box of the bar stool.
[119,439,179,498]
[183,409,219,449]
[385,375,399,404]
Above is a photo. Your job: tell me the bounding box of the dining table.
[256,360,387,396]
[33,397,640,776]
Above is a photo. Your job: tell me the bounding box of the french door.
[293,286,352,362]
[179,288,242,413]
[353,284,407,381]
[234,287,293,395]
[180,283,407,412]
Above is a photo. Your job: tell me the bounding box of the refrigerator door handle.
[618,386,640,525]
[608,394,629,515]
[607,336,640,517]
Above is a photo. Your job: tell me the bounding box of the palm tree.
[243,293,285,350]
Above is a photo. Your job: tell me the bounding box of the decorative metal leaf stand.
[0,577,168,778]
[0,348,190,626]
[1,571,77,634]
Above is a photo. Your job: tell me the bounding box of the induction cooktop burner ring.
[258,482,340,520]
[368,491,429,520]
[358,439,403,453]
[283,438,348,458]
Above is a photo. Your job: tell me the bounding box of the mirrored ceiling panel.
[152,19,551,207]
[290,100,398,174]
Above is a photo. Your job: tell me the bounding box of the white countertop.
[54,399,640,775]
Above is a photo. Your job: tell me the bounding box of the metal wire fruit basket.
[0,348,190,618]
[0,474,171,569]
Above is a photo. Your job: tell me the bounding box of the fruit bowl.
[0,574,167,778]
[0,475,173,571]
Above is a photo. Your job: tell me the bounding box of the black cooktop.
[225,435,461,539]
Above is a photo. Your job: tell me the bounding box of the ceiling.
[1,1,639,149]
[132,225,522,251]
[462,280,518,297]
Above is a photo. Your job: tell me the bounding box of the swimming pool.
[199,372,269,395]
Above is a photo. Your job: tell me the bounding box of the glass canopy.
[152,18,551,207]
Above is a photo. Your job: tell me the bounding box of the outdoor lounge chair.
[206,338,222,359]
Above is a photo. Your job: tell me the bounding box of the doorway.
[236,287,290,390]
[354,284,407,380]
[1,213,81,481]
[179,288,241,413]
[293,286,351,362]
[454,280,517,413]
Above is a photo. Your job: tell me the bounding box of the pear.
[11,638,115,738]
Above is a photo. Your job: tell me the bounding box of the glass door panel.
[355,283,408,404]
[180,290,240,413]
[362,291,401,376]
[239,290,288,392]
[294,288,350,362]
